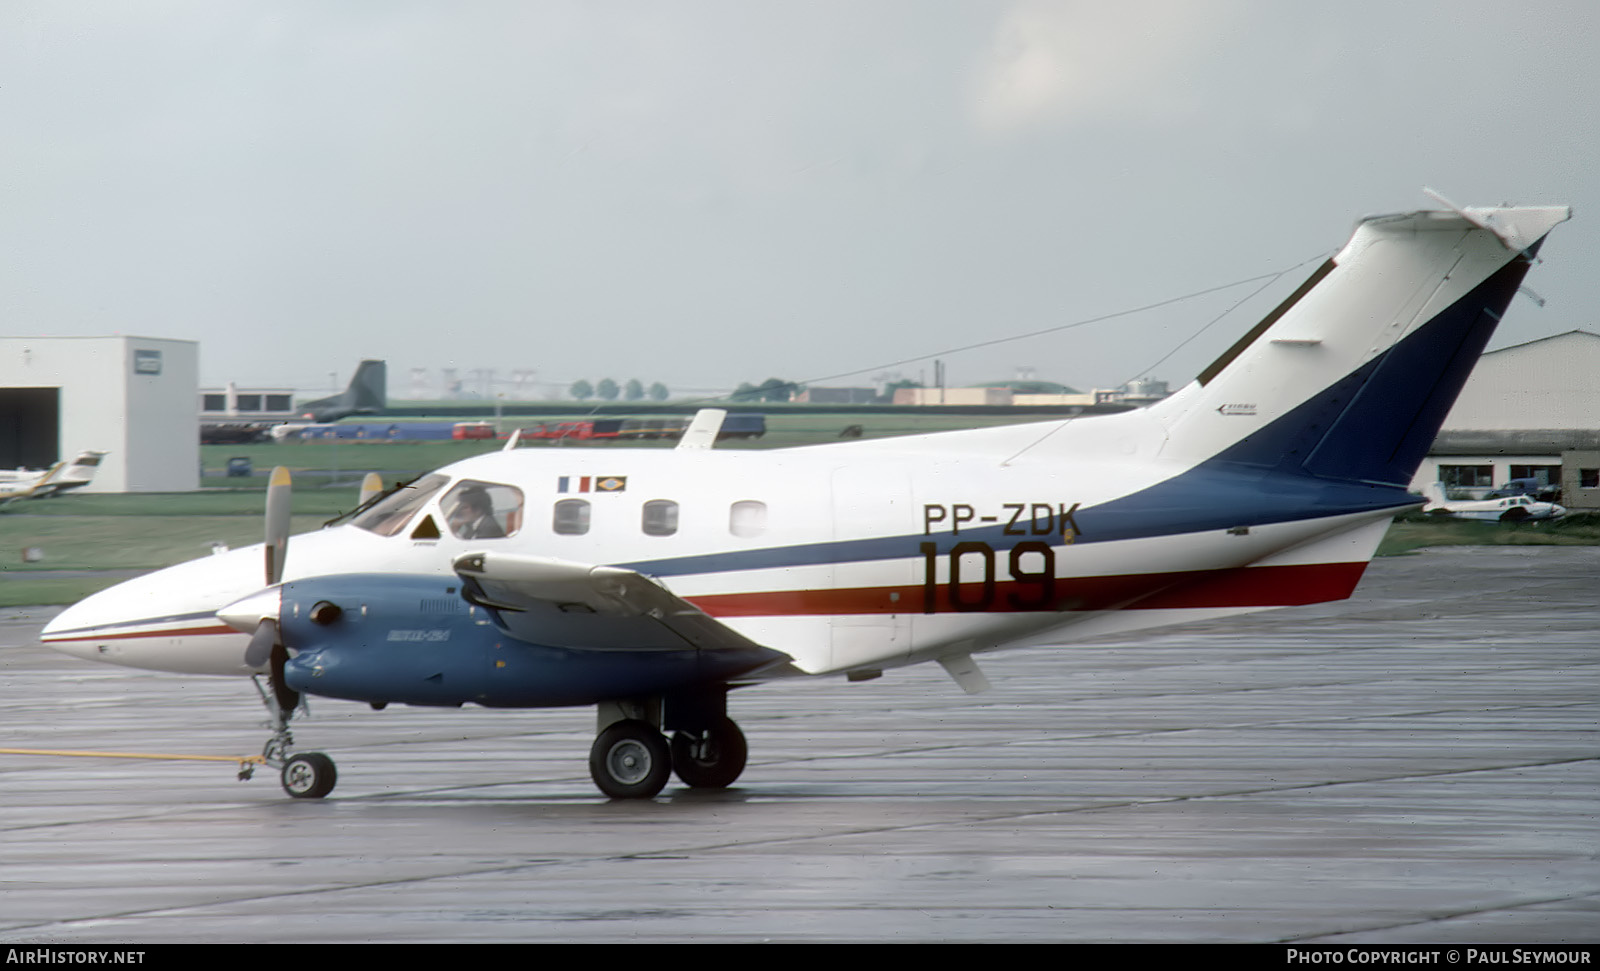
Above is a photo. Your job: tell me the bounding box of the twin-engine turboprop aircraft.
[40,200,1571,800]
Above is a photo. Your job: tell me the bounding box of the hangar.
[0,336,198,493]
[1410,330,1600,511]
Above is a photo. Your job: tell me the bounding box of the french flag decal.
[557,476,592,493]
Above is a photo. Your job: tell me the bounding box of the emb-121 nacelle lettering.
[40,200,1572,800]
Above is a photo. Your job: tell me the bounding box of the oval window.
[553,499,591,535]
[729,500,766,537]
[642,500,679,537]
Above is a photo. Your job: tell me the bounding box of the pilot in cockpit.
[445,485,506,539]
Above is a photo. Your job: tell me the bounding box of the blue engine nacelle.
[276,574,777,709]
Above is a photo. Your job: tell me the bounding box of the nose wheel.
[251,673,338,799]
[281,751,338,799]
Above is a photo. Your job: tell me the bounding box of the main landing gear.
[587,694,749,800]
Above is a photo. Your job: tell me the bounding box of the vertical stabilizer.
[300,360,388,421]
[1149,205,1570,486]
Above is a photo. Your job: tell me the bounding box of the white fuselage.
[39,430,1395,679]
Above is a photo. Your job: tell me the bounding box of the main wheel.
[671,717,748,789]
[1500,507,1530,522]
[281,752,337,799]
[589,720,671,799]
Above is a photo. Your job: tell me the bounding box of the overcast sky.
[4,2,1598,399]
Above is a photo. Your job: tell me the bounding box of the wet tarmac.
[1,546,1596,943]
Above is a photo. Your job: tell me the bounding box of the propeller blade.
[243,617,279,670]
[269,639,300,713]
[264,465,292,585]
[358,472,383,508]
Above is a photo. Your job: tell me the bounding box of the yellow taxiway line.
[0,746,264,766]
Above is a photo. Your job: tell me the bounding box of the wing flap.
[452,551,785,661]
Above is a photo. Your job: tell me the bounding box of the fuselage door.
[829,464,913,671]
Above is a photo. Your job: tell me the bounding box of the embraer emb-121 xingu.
[40,200,1571,800]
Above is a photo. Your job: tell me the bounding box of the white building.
[0,336,199,492]
[1410,330,1600,509]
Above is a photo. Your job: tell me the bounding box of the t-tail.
[298,360,387,422]
[1146,203,1570,488]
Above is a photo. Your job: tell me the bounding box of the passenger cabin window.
[553,499,591,535]
[729,500,766,537]
[441,480,524,539]
[642,500,679,536]
[350,473,450,537]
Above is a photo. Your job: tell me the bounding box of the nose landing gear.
[250,673,338,800]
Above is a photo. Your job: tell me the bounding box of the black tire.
[1500,507,1530,523]
[281,752,337,799]
[671,717,748,789]
[589,720,671,800]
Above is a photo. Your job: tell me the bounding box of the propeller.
[221,465,300,714]
[263,465,292,586]
[358,472,383,509]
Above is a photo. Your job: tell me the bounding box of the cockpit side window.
[350,474,450,537]
[441,480,524,539]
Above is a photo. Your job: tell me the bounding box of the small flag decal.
[558,475,625,493]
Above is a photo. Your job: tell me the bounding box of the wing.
[451,551,795,673]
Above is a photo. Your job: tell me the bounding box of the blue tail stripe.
[1302,244,1536,485]
[1212,240,1538,486]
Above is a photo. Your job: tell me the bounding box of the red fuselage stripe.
[687,561,1368,616]
[41,624,238,644]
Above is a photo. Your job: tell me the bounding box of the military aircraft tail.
[299,360,387,422]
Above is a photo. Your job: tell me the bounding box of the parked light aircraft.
[1422,482,1567,521]
[0,450,107,507]
[40,201,1570,800]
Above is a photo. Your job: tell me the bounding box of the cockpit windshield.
[347,473,450,536]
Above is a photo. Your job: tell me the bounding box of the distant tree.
[596,377,620,401]
[757,377,795,402]
[731,382,760,402]
[878,378,922,404]
[570,379,594,400]
[649,381,669,402]
[624,378,645,401]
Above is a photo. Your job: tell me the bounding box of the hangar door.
[0,388,60,469]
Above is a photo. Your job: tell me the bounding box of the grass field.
[1377,511,1600,554]
[193,410,1041,484]
[4,414,1596,607]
